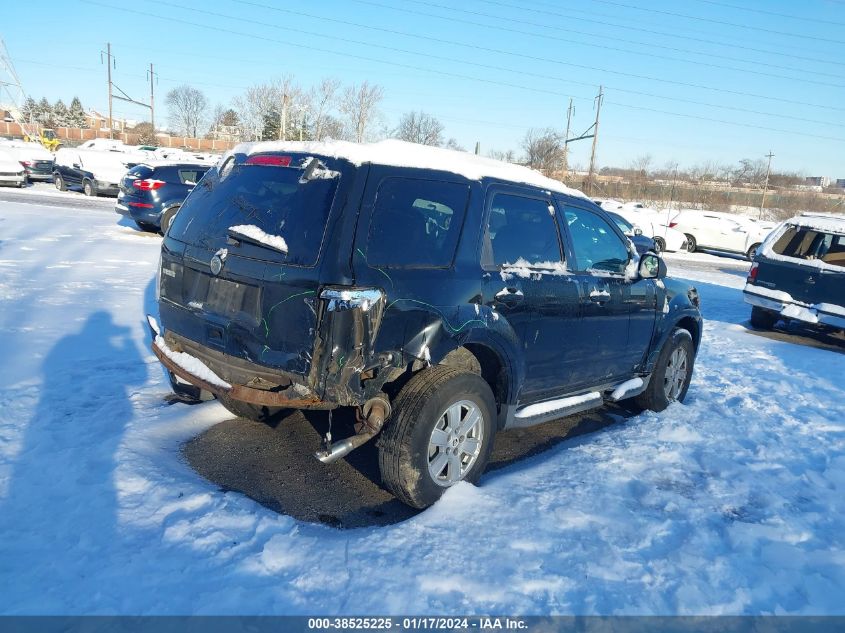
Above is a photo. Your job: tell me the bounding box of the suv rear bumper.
[151,327,331,409]
[743,284,845,329]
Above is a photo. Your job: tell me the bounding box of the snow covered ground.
[1,196,844,615]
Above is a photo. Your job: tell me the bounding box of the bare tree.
[444,138,465,152]
[394,110,444,146]
[309,77,341,141]
[488,149,517,163]
[339,81,384,143]
[522,128,564,174]
[233,77,303,141]
[165,85,209,138]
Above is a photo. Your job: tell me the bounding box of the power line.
[359,0,845,74]
[399,0,845,68]
[588,0,845,44]
[79,0,845,143]
[153,0,845,119]
[221,0,845,128]
[686,0,845,27]
[230,0,845,89]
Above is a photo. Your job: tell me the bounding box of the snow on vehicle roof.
[785,213,845,234]
[131,160,212,169]
[227,139,587,198]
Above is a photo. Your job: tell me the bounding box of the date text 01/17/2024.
[307,617,529,630]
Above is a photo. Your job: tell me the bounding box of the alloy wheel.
[427,399,484,486]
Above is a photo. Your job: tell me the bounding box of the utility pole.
[148,63,156,133]
[279,93,288,141]
[104,42,114,139]
[586,86,603,196]
[759,150,774,219]
[474,141,480,155]
[562,98,573,177]
[300,107,306,141]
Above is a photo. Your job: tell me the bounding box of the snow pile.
[228,225,288,253]
[154,335,231,389]
[227,139,586,199]
[500,258,570,281]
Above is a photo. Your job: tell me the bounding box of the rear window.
[771,225,845,268]
[177,168,207,185]
[126,165,154,179]
[366,177,469,268]
[168,158,340,266]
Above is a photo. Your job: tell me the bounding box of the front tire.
[635,328,695,412]
[54,174,66,191]
[217,393,288,425]
[685,234,697,253]
[378,366,496,509]
[750,305,777,330]
[653,237,666,253]
[83,179,97,197]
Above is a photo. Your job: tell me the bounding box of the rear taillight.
[128,202,155,208]
[19,160,32,167]
[133,178,165,191]
[245,155,292,166]
[669,222,678,228]
[747,262,758,283]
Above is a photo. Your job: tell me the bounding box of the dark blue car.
[116,162,210,233]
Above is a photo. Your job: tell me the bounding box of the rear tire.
[378,366,496,509]
[750,305,777,330]
[685,234,697,253]
[635,328,695,413]
[160,205,180,234]
[747,243,761,260]
[54,174,66,191]
[83,179,97,197]
[217,393,289,425]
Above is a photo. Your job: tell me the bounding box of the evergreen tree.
[53,99,69,127]
[68,97,87,128]
[261,107,280,141]
[35,98,53,127]
[20,97,37,124]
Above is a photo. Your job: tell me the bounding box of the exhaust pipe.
[315,395,390,465]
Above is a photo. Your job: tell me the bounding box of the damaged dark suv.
[150,140,702,509]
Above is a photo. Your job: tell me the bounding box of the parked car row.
[0,139,54,185]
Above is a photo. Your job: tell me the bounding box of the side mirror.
[639,253,667,279]
[72,163,81,169]
[634,226,643,236]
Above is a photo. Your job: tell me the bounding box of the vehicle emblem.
[210,255,223,276]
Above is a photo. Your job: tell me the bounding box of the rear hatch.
[754,223,845,306]
[160,152,354,381]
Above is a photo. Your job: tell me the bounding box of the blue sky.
[4,0,845,176]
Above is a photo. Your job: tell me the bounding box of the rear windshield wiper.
[227,225,289,255]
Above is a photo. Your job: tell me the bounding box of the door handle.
[589,289,612,304]
[494,287,524,306]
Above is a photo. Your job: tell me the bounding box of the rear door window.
[486,193,561,266]
[366,177,469,268]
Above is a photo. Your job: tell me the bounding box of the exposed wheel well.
[675,316,701,351]
[462,343,509,411]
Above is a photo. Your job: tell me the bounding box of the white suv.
[669,210,772,259]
